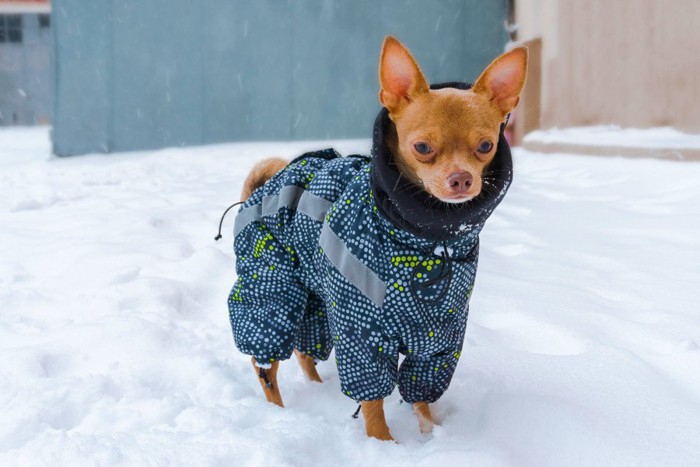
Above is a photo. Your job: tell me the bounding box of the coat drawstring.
[409,242,453,305]
[214,201,244,241]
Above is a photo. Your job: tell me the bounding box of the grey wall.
[52,0,508,156]
[0,13,51,126]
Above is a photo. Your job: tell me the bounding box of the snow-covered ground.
[525,126,700,149]
[1,127,699,466]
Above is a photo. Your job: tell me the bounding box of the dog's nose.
[447,172,473,193]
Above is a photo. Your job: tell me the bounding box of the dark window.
[0,15,23,43]
[39,14,50,29]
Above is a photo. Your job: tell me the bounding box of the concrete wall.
[52,0,509,156]
[516,0,700,133]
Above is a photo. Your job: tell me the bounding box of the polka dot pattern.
[229,149,484,403]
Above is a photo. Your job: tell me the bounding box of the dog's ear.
[378,36,429,113]
[473,46,528,116]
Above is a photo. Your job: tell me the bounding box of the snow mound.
[525,126,700,149]
[524,126,700,161]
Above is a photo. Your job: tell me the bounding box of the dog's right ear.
[378,36,429,113]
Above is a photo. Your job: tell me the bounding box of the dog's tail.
[241,157,288,201]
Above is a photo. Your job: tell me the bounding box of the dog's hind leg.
[294,349,323,383]
[252,358,284,407]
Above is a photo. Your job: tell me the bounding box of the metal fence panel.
[52,0,507,156]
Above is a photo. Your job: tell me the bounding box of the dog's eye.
[414,142,433,155]
[477,140,493,154]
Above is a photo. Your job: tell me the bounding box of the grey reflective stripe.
[234,203,262,237]
[298,190,332,221]
[234,185,332,237]
[262,185,303,217]
[319,222,387,308]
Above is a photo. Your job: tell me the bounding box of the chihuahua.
[227,36,527,441]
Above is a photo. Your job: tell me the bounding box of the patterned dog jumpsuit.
[229,86,512,404]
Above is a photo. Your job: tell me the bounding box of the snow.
[2,127,700,466]
[525,125,700,149]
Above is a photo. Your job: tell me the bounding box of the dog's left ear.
[473,46,528,116]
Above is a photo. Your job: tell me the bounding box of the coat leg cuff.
[253,359,272,369]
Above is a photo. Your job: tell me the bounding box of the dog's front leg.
[413,401,435,434]
[361,400,394,441]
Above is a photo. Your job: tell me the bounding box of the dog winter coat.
[228,83,512,404]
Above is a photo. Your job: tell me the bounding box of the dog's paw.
[417,416,435,434]
[413,401,436,434]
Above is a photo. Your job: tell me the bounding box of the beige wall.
[516,0,700,133]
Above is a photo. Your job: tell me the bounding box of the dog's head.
[378,36,528,203]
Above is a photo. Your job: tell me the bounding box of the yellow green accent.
[391,255,421,268]
[254,232,274,258]
[230,279,244,302]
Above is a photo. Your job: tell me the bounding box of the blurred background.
[1,0,699,158]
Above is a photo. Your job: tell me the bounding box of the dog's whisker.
[392,173,403,192]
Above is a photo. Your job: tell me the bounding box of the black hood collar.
[370,82,513,242]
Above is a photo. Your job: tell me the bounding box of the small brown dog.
[232,36,527,441]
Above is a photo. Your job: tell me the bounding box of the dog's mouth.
[426,183,480,204]
[420,173,482,204]
[439,194,476,204]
